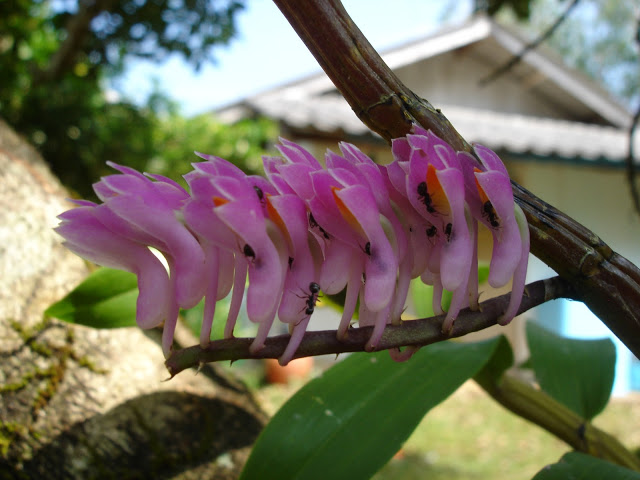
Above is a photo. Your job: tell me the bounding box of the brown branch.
[271,0,640,359]
[165,277,575,377]
[478,0,581,86]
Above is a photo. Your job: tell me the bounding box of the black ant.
[361,241,372,256]
[426,224,437,239]
[482,200,500,228]
[309,212,330,239]
[417,181,438,214]
[444,223,453,242]
[253,185,265,204]
[298,282,321,315]
[242,243,256,262]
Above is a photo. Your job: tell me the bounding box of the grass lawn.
[255,375,640,480]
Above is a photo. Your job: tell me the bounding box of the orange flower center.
[473,168,490,205]
[425,164,450,215]
[331,186,365,236]
[212,196,229,207]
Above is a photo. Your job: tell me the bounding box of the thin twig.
[626,13,640,215]
[165,276,575,377]
[626,104,640,214]
[478,0,581,86]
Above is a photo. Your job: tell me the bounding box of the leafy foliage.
[527,322,616,420]
[513,0,639,105]
[241,338,505,480]
[476,0,532,19]
[45,268,138,328]
[0,0,251,198]
[149,114,280,184]
[532,452,640,480]
[59,0,244,73]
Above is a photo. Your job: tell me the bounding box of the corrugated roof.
[245,95,639,163]
[215,16,638,164]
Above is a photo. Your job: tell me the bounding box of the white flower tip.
[249,338,266,355]
[441,314,456,335]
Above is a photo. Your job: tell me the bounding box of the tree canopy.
[0,0,271,198]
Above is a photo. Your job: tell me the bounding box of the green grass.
[373,382,567,479]
[256,378,640,480]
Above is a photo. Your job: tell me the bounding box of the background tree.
[0,0,279,199]
[508,0,639,107]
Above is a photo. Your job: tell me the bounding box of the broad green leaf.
[411,265,489,318]
[473,334,514,389]
[240,338,503,480]
[532,452,640,480]
[44,267,138,328]
[411,279,436,318]
[182,295,231,341]
[477,264,490,285]
[411,280,453,316]
[526,322,616,420]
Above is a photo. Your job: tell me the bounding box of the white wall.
[395,52,566,119]
[512,158,640,394]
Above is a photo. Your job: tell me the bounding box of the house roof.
[216,15,638,163]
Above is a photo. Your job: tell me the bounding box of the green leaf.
[411,265,488,318]
[532,452,640,480]
[526,322,616,420]
[411,280,453,316]
[181,295,231,341]
[477,264,490,285]
[44,267,138,328]
[410,279,436,318]
[473,334,514,389]
[240,338,503,480]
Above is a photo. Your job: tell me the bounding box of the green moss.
[73,354,108,374]
[4,317,108,430]
[29,341,52,357]
[31,365,64,413]
[0,422,26,458]
[0,371,35,393]
[8,318,51,343]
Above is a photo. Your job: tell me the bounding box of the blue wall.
[531,298,632,396]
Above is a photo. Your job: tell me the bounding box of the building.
[217,15,640,393]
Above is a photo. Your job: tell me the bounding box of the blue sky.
[113,0,472,116]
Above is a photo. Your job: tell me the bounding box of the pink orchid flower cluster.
[56,126,529,365]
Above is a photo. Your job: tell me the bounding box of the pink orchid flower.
[56,131,529,364]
